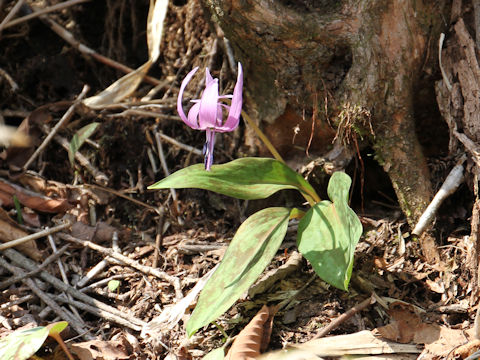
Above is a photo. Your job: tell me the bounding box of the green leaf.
[186,207,291,336]
[108,279,121,292]
[0,326,49,360]
[202,347,226,360]
[148,158,317,200]
[46,321,68,335]
[297,172,362,290]
[68,122,99,166]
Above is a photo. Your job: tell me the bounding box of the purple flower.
[177,63,243,170]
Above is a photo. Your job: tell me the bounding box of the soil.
[0,1,478,359]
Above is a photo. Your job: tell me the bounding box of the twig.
[47,233,82,320]
[0,67,19,91]
[412,155,466,236]
[2,247,146,328]
[0,221,71,251]
[52,294,142,331]
[79,274,131,293]
[157,132,202,156]
[3,0,90,30]
[0,244,69,289]
[454,130,480,168]
[147,147,158,173]
[312,293,376,339]
[107,109,181,120]
[39,15,161,86]
[0,294,35,310]
[154,132,183,225]
[76,232,121,288]
[58,233,183,299]
[83,183,162,215]
[0,0,25,33]
[23,85,89,170]
[0,256,92,338]
[438,33,452,91]
[155,132,179,205]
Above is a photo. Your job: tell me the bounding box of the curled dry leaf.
[0,207,42,261]
[225,305,274,360]
[0,177,71,213]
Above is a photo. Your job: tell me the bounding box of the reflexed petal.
[177,67,199,128]
[198,79,219,128]
[205,68,215,86]
[223,63,243,131]
[214,104,237,133]
[187,102,201,129]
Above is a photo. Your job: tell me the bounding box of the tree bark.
[202,0,447,225]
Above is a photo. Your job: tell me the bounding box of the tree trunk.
[202,0,447,225]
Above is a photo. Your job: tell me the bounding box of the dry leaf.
[259,330,420,359]
[83,0,168,108]
[0,207,42,261]
[83,61,152,108]
[375,302,422,343]
[225,305,273,360]
[0,177,71,213]
[70,339,129,360]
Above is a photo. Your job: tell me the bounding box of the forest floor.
[0,1,479,359]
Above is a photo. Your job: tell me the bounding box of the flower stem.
[241,110,284,163]
[241,110,320,205]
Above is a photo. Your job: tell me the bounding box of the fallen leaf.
[225,305,274,360]
[70,339,129,360]
[0,207,42,261]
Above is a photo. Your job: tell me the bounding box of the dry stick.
[0,294,35,310]
[2,248,146,329]
[155,132,184,226]
[0,221,71,251]
[39,124,109,185]
[52,294,142,331]
[0,256,92,338]
[79,274,130,293]
[23,85,89,170]
[3,0,90,30]
[157,132,203,156]
[0,67,19,91]
[83,183,161,215]
[0,0,25,33]
[155,132,180,209]
[47,233,82,321]
[40,16,161,86]
[412,155,466,236]
[76,232,121,288]
[0,244,69,289]
[58,233,183,300]
[312,293,376,340]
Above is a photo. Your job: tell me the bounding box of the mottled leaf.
[148,158,317,200]
[186,207,291,336]
[0,326,49,360]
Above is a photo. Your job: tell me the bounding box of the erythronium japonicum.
[177,63,243,170]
